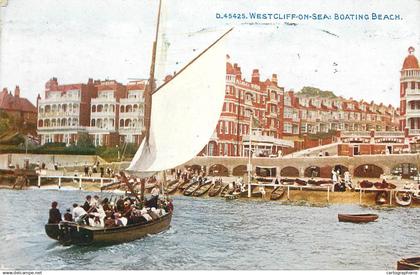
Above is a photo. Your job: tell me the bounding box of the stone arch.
[209,164,229,176]
[304,166,321,178]
[354,164,384,178]
[61,118,66,126]
[125,119,131,127]
[391,163,418,179]
[119,119,124,127]
[232,165,247,176]
[97,105,103,112]
[280,166,299,177]
[256,167,276,177]
[91,105,96,112]
[38,120,43,127]
[62,104,67,112]
[91,119,96,127]
[133,104,139,112]
[120,105,124,113]
[126,105,132,112]
[45,105,51,113]
[185,165,202,174]
[44,119,50,127]
[51,118,57,127]
[320,164,348,178]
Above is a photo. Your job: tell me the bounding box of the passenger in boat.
[72,203,88,224]
[48,201,62,224]
[83,195,92,211]
[114,213,128,226]
[140,208,153,222]
[63,208,73,221]
[116,197,125,212]
[148,208,159,220]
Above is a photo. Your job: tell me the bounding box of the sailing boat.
[45,0,231,245]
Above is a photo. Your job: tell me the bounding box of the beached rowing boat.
[395,191,412,206]
[270,186,285,200]
[337,213,378,223]
[208,183,223,197]
[183,181,201,196]
[192,181,213,197]
[165,180,180,194]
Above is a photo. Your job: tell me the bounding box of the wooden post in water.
[287,185,290,200]
[248,183,251,198]
[100,178,104,189]
[58,177,61,189]
[79,177,82,190]
[38,176,41,188]
[389,190,393,206]
[327,185,330,202]
[359,189,362,204]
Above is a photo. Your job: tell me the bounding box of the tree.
[77,132,94,148]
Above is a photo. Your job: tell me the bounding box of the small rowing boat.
[359,180,373,188]
[165,180,180,194]
[183,181,200,196]
[177,179,191,191]
[208,183,223,197]
[395,191,412,206]
[397,257,420,270]
[338,213,378,223]
[192,180,213,197]
[220,183,234,197]
[295,178,307,186]
[270,186,285,200]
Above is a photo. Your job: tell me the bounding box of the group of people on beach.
[48,191,173,228]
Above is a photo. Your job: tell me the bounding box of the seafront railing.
[37,175,118,190]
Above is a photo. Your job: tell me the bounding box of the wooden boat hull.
[220,184,234,197]
[45,212,172,246]
[270,186,285,200]
[183,182,200,196]
[165,180,180,194]
[359,180,373,188]
[338,214,378,223]
[192,182,213,197]
[397,257,420,270]
[208,184,223,197]
[395,191,412,206]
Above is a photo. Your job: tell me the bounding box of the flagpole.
[247,111,253,198]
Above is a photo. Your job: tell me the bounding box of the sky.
[0,0,419,106]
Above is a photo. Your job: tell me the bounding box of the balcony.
[91,97,117,104]
[120,111,143,119]
[406,108,420,117]
[120,97,144,104]
[37,125,85,131]
[38,97,80,104]
[91,112,116,118]
[409,129,420,135]
[119,127,144,134]
[86,126,116,133]
[341,131,370,137]
[38,111,79,118]
[375,131,404,137]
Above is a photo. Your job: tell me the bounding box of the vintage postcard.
[0,0,419,273]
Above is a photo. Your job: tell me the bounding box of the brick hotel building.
[36,47,419,157]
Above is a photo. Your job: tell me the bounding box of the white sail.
[127,31,229,173]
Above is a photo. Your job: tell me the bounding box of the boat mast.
[144,0,162,145]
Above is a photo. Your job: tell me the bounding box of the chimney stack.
[271,74,278,85]
[251,69,260,84]
[14,86,20,97]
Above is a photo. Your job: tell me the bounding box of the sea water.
[0,189,418,270]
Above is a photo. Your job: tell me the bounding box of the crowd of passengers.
[48,189,173,228]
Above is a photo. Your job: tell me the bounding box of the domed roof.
[402,46,419,70]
